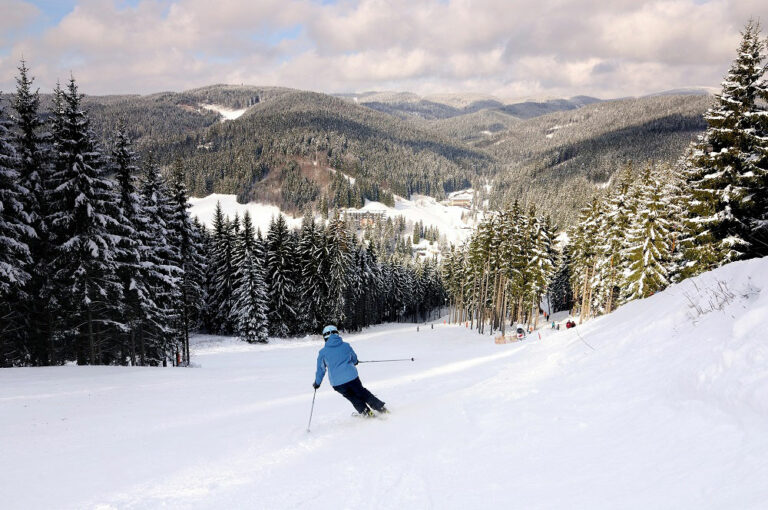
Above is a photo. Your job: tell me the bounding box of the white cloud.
[0,0,766,98]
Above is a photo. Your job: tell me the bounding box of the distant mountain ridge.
[336,91,603,121]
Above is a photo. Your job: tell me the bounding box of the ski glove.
[313,382,320,389]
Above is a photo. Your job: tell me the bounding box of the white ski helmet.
[322,325,339,339]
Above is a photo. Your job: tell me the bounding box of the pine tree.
[593,165,635,313]
[111,126,148,364]
[297,213,326,333]
[739,23,768,257]
[325,216,353,326]
[208,202,236,334]
[549,245,574,314]
[569,198,604,321]
[0,99,31,293]
[167,158,205,365]
[232,212,268,343]
[139,155,181,365]
[682,20,768,272]
[11,60,47,248]
[0,96,33,364]
[265,215,298,337]
[526,207,554,327]
[623,166,673,301]
[13,61,55,365]
[48,77,125,365]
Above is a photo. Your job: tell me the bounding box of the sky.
[0,0,766,100]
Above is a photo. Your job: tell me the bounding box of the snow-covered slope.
[200,103,248,121]
[2,258,767,509]
[357,194,476,243]
[188,193,303,233]
[189,193,478,243]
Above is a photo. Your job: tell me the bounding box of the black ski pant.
[333,377,385,414]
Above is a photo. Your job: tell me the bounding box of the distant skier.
[313,325,388,417]
[515,325,526,340]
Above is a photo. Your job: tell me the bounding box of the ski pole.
[307,388,317,433]
[357,358,415,363]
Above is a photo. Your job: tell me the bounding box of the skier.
[515,325,526,340]
[313,325,388,417]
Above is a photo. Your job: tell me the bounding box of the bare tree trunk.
[87,306,95,365]
[606,255,615,314]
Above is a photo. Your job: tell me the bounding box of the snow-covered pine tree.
[506,201,529,324]
[48,77,125,365]
[12,61,55,365]
[541,215,558,316]
[737,22,768,258]
[526,207,554,328]
[421,258,444,320]
[658,162,689,284]
[682,20,768,273]
[207,201,232,334]
[0,95,33,365]
[387,258,408,321]
[110,126,150,364]
[265,214,298,337]
[227,212,242,323]
[358,242,383,328]
[343,237,365,330]
[167,158,205,365]
[569,198,604,322]
[11,60,45,250]
[623,165,673,301]
[297,213,326,333]
[192,216,211,331]
[232,212,253,271]
[592,165,635,313]
[548,245,574,314]
[139,155,181,365]
[231,211,268,343]
[324,215,353,327]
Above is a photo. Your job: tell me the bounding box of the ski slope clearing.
[200,104,248,121]
[189,192,477,243]
[188,193,303,233]
[2,258,768,509]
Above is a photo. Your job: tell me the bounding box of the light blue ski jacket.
[315,334,359,387]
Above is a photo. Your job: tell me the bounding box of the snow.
[200,104,248,121]
[394,195,470,243]
[327,167,356,185]
[446,188,474,201]
[189,192,476,243]
[188,193,302,233]
[368,193,477,243]
[4,258,768,509]
[189,192,477,245]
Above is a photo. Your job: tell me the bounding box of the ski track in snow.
[2,258,768,509]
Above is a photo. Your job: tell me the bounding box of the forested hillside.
[481,94,710,224]
[78,87,492,212]
[4,84,709,225]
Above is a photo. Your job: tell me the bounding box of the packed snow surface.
[3,258,768,509]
